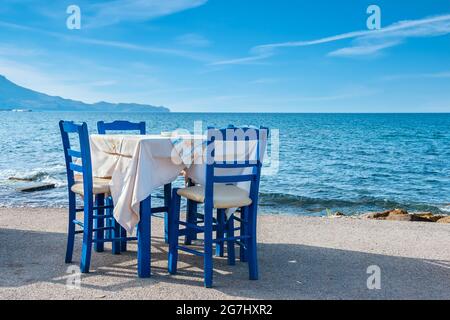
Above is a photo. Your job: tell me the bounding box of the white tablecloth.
[90,134,264,233]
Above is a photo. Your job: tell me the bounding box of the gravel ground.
[1,208,450,300]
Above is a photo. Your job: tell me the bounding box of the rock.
[16,183,55,192]
[385,214,411,222]
[306,208,325,213]
[413,212,434,219]
[385,214,431,222]
[412,212,445,222]
[388,209,409,216]
[361,209,408,220]
[9,177,33,182]
[361,212,389,219]
[331,212,346,217]
[360,212,375,219]
[437,216,450,224]
[363,209,437,222]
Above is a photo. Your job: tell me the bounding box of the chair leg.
[105,196,114,241]
[106,191,120,255]
[138,196,152,278]
[204,204,214,288]
[247,204,258,280]
[109,194,121,255]
[184,199,198,245]
[226,213,236,266]
[168,190,181,275]
[94,194,105,253]
[185,179,198,245]
[240,207,248,263]
[105,216,112,241]
[164,183,172,244]
[120,227,127,252]
[80,203,94,274]
[65,194,76,263]
[215,209,225,257]
[111,218,121,255]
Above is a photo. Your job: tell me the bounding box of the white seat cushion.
[177,185,252,209]
[71,177,111,196]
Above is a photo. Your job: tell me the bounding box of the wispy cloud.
[175,33,211,47]
[0,20,216,63]
[249,78,280,84]
[86,0,208,28]
[328,40,401,57]
[69,36,214,62]
[209,52,272,66]
[382,71,450,81]
[328,14,450,57]
[0,44,44,57]
[257,13,450,55]
[212,13,450,65]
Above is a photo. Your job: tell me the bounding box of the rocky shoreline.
[359,209,450,223]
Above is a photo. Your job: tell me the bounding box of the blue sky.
[0,0,449,112]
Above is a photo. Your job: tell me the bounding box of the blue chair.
[168,126,267,288]
[97,120,172,246]
[59,121,139,273]
[97,120,146,135]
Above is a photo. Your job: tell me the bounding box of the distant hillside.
[0,75,170,112]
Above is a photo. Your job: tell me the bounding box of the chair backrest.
[59,121,93,200]
[97,120,146,135]
[204,126,268,205]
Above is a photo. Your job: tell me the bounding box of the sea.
[1,112,450,216]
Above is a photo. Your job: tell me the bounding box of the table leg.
[138,196,151,278]
[94,194,105,253]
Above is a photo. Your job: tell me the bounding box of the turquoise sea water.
[1,112,450,216]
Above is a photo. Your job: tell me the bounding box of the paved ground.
[1,208,450,300]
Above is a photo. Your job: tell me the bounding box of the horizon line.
[12,110,450,114]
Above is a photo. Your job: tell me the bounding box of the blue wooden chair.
[168,126,267,288]
[59,121,139,273]
[97,120,146,135]
[97,120,172,246]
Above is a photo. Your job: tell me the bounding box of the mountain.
[0,75,170,112]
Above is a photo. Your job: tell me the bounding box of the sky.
[0,0,449,112]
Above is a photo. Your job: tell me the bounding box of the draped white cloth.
[90,134,265,233]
